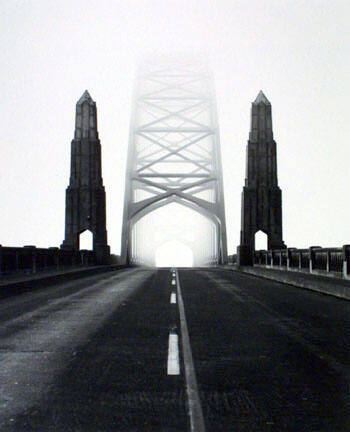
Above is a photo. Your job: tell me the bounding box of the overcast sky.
[1,0,349,255]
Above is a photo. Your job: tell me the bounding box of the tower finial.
[77,90,94,105]
[253,90,271,105]
[74,90,98,139]
[250,90,273,142]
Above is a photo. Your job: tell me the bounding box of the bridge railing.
[0,245,96,277]
[228,245,350,279]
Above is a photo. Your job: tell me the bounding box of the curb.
[0,265,127,298]
[222,265,350,301]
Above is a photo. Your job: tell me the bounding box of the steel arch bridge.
[121,61,228,265]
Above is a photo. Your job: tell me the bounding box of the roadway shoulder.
[221,265,350,300]
[0,265,128,298]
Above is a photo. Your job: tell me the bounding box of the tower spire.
[253,90,270,105]
[74,90,98,140]
[249,90,273,143]
[77,90,93,104]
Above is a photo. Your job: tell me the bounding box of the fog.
[1,0,349,257]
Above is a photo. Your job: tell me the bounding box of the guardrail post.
[342,245,350,279]
[326,250,331,273]
[287,248,292,270]
[80,250,88,266]
[255,251,260,265]
[309,247,314,273]
[49,247,59,270]
[309,246,321,274]
[58,249,62,270]
[24,246,37,274]
[15,249,20,272]
[43,251,48,270]
[32,248,37,274]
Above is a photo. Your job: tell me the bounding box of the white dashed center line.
[167,332,180,375]
[170,292,177,304]
[175,269,206,432]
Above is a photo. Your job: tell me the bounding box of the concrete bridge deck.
[0,267,348,431]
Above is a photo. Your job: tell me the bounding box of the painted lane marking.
[170,292,177,304]
[167,332,180,375]
[171,279,176,285]
[175,269,206,432]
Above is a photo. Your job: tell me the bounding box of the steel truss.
[121,61,228,265]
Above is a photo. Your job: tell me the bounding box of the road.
[0,267,348,431]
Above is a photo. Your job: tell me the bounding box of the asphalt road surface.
[0,267,348,431]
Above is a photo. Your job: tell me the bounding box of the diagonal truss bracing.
[121,61,228,265]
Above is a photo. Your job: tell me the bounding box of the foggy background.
[1,0,349,255]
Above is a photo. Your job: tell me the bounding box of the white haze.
[0,0,349,259]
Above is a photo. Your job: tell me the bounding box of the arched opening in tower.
[255,230,268,251]
[155,241,193,267]
[131,202,216,266]
[79,229,93,250]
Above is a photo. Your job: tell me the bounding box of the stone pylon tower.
[237,91,286,265]
[61,90,110,264]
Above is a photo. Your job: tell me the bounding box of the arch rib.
[121,61,228,265]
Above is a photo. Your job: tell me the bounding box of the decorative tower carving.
[61,90,110,264]
[237,91,286,265]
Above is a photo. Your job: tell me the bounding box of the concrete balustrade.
[0,245,96,277]
[228,244,350,280]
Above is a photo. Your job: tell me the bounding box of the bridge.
[0,62,349,431]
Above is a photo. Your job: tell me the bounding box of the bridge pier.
[60,91,110,265]
[237,91,286,266]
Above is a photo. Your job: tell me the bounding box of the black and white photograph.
[0,1,349,430]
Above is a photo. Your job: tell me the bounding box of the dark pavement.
[0,268,348,431]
